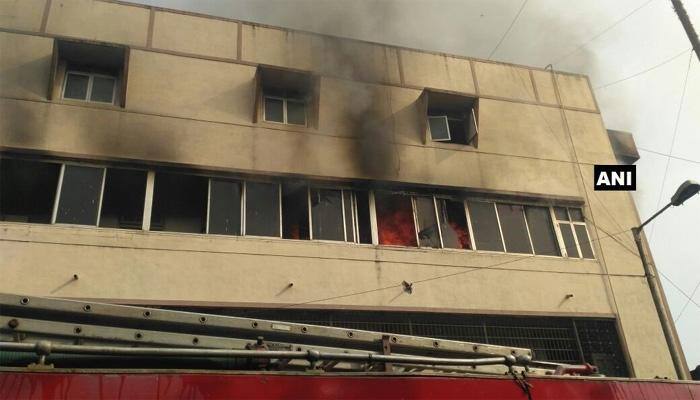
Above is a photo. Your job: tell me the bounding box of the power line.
[488,0,529,59]
[266,227,634,310]
[674,279,700,322]
[552,0,656,66]
[594,48,691,90]
[638,147,700,165]
[649,51,693,242]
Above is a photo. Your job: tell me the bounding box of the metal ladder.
[0,293,568,375]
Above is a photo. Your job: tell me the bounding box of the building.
[0,0,687,379]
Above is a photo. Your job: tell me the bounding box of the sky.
[127,0,700,369]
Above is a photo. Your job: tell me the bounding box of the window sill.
[55,99,123,111]
[425,140,477,151]
[0,221,597,262]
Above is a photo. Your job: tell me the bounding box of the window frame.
[241,180,283,239]
[62,70,117,105]
[427,115,452,142]
[263,95,307,126]
[552,207,595,259]
[50,162,107,227]
[308,185,362,244]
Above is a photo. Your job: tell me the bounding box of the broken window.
[436,198,471,250]
[245,181,280,237]
[414,196,441,248]
[467,201,503,252]
[99,168,147,229]
[496,204,533,254]
[208,178,242,236]
[553,207,594,259]
[375,192,417,247]
[53,40,127,106]
[0,158,61,223]
[310,188,345,241]
[150,172,208,233]
[256,67,316,127]
[282,182,309,240]
[54,165,105,226]
[424,90,478,146]
[524,206,560,256]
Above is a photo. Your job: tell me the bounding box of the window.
[256,67,316,127]
[208,178,242,236]
[0,158,61,223]
[436,198,471,250]
[354,191,373,244]
[264,95,306,125]
[375,192,417,247]
[54,165,106,226]
[245,181,281,237]
[424,90,478,146]
[63,71,116,104]
[525,206,560,256]
[310,188,345,241]
[150,173,208,233]
[281,182,309,240]
[554,207,594,259]
[52,40,127,106]
[414,196,441,248]
[467,201,503,252]
[99,168,147,229]
[496,204,533,254]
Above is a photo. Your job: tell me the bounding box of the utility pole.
[670,0,700,62]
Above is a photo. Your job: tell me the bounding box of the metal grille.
[178,307,629,377]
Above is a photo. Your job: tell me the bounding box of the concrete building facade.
[0,0,684,379]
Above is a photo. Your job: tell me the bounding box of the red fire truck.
[1,293,698,399]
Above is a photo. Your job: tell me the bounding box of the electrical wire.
[648,51,693,243]
[551,0,656,66]
[594,48,691,90]
[270,227,634,309]
[674,279,700,322]
[638,147,700,165]
[488,0,529,59]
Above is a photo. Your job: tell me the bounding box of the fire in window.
[423,90,478,146]
[375,192,417,247]
[255,66,318,127]
[51,40,128,106]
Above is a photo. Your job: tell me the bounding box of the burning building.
[0,0,687,380]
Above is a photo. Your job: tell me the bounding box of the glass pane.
[264,97,284,122]
[55,165,104,225]
[99,168,146,229]
[286,100,306,125]
[447,118,467,144]
[569,208,585,222]
[553,207,569,221]
[282,182,309,240]
[467,201,503,252]
[428,116,450,141]
[0,158,60,223]
[414,197,440,248]
[63,73,89,100]
[375,192,417,247]
[559,223,579,258]
[89,76,115,103]
[437,199,470,249]
[525,206,560,256]
[208,179,242,236]
[150,173,208,233]
[245,181,280,237]
[496,204,533,254]
[310,188,345,241]
[575,225,595,259]
[343,191,355,242]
